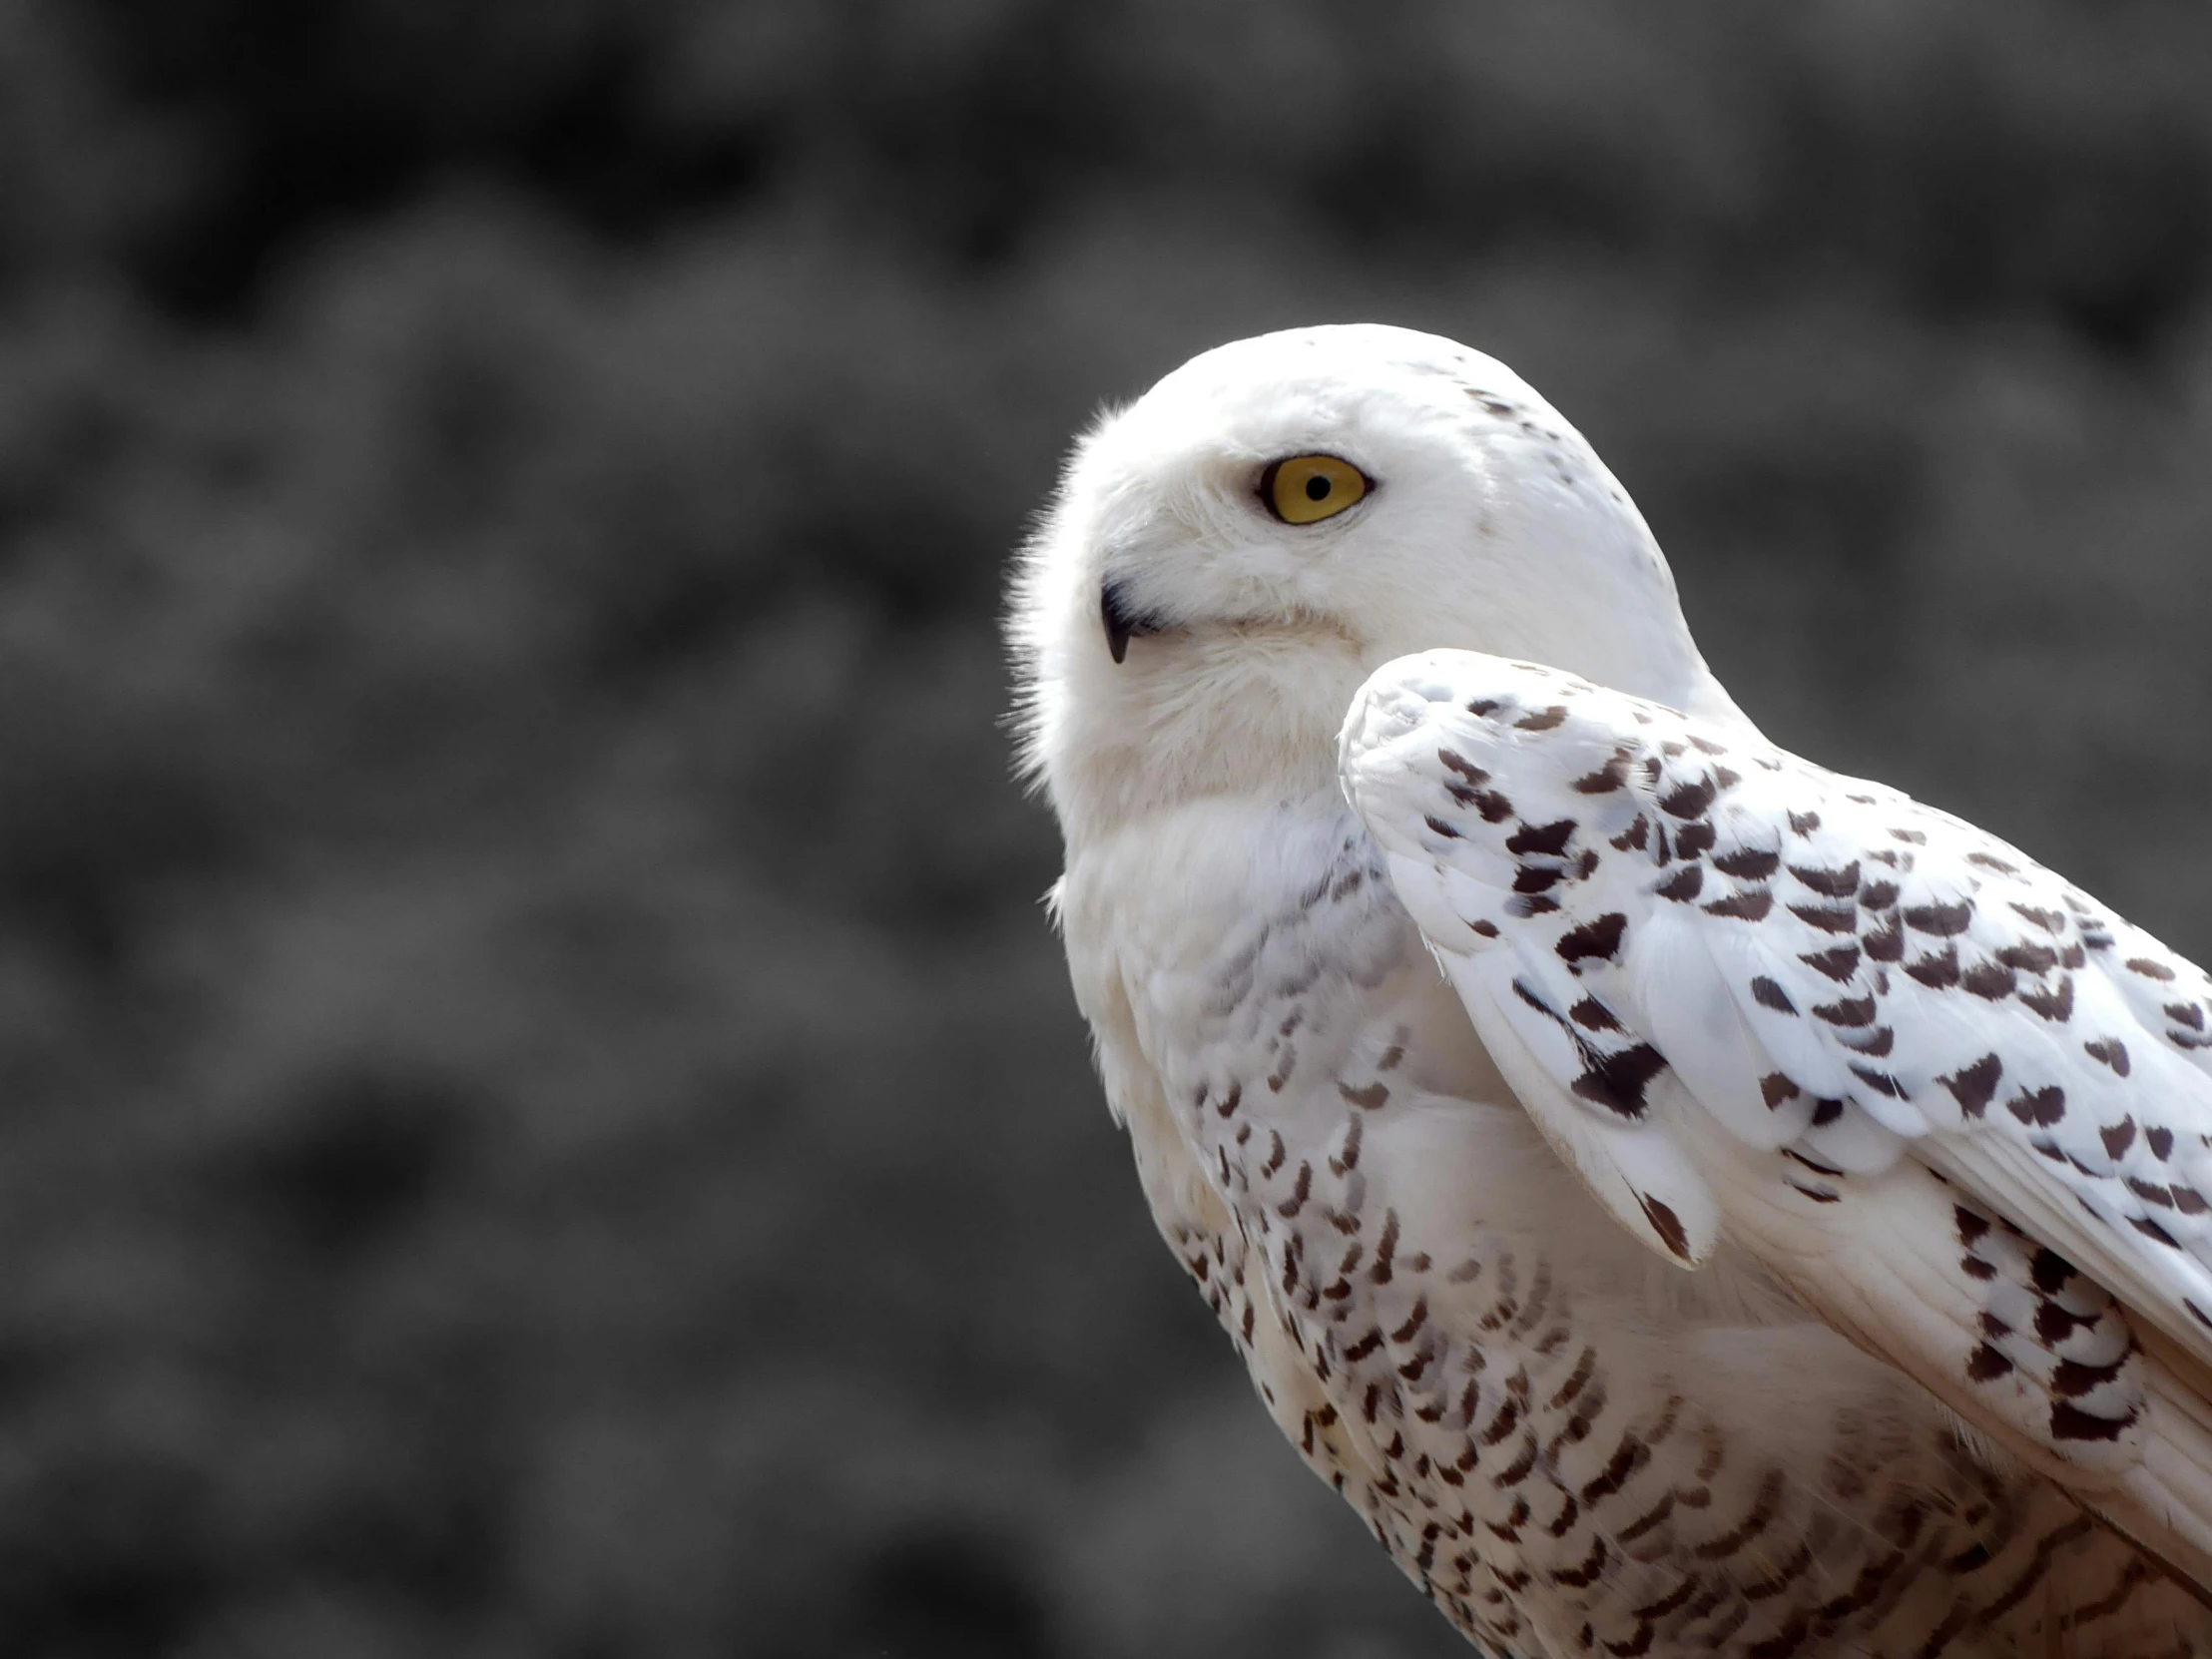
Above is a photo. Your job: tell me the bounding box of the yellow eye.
[1262,454,1370,524]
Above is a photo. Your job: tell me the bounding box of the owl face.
[1011,324,1736,838]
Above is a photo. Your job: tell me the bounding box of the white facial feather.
[1008,323,1748,844]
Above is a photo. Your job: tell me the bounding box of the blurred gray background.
[3,3,2212,1656]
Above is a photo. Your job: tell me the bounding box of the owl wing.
[1341,648,2212,1581]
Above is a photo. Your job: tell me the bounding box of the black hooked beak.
[1100,578,1169,665]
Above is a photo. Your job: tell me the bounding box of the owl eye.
[1260,454,1371,524]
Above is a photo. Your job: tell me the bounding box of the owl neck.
[1042,622,1368,848]
[1042,616,1754,853]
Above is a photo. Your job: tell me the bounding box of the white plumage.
[1011,324,2212,1654]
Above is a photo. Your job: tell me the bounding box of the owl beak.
[1100,578,1167,665]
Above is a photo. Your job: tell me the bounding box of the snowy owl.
[1009,324,2212,1656]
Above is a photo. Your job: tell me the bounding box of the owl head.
[1010,324,1745,842]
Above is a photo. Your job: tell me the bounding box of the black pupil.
[1304,473,1332,501]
